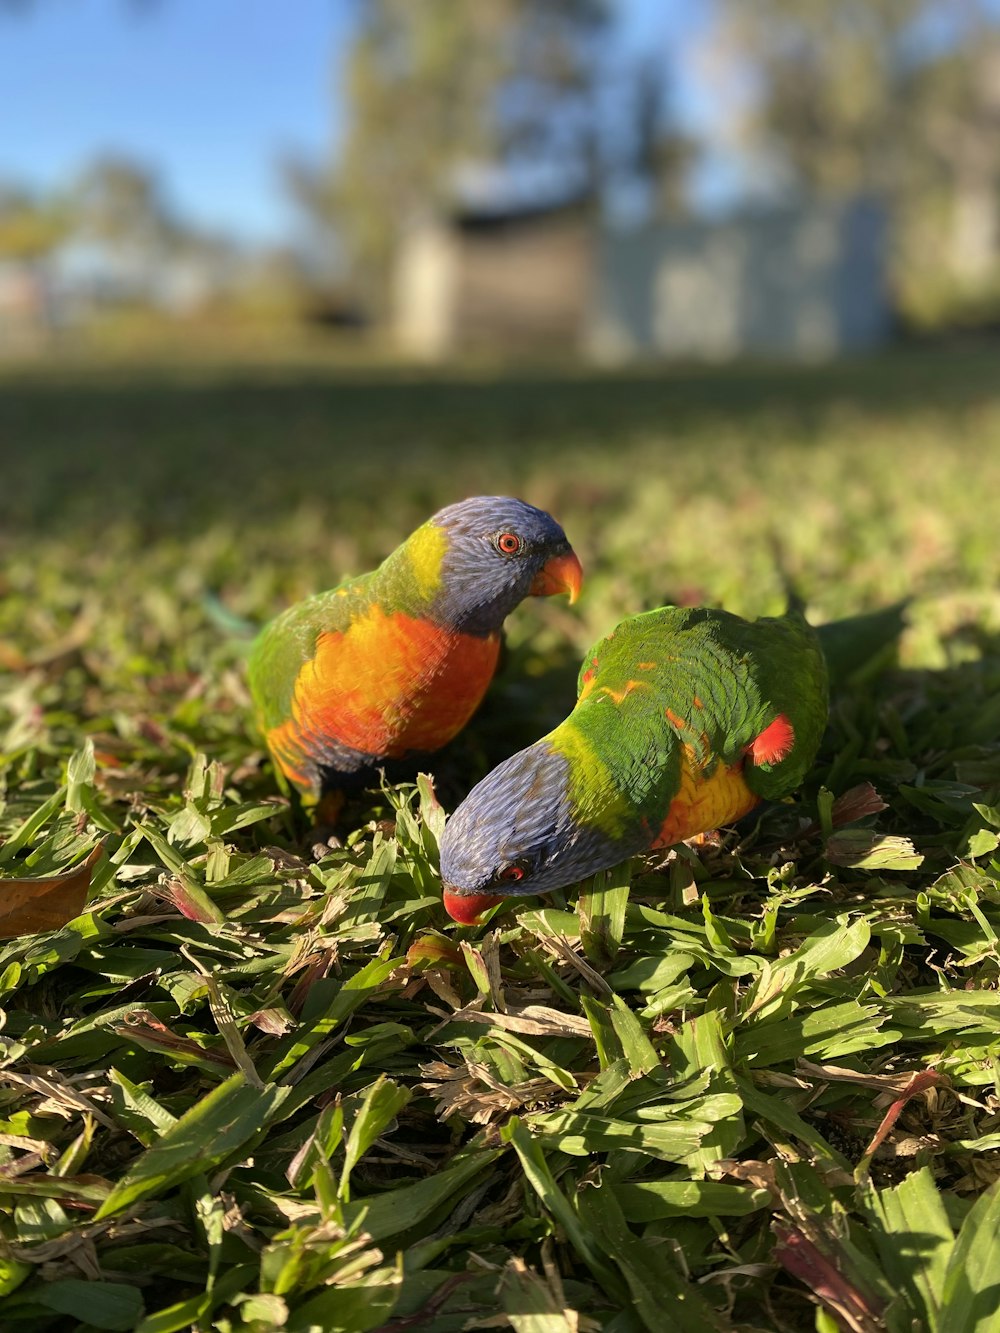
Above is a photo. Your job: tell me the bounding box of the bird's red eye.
[499,865,524,882]
[495,532,523,555]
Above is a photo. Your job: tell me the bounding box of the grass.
[1,345,1000,1331]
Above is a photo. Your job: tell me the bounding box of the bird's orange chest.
[651,745,759,849]
[289,607,501,758]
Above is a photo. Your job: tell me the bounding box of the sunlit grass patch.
[1,349,1000,1329]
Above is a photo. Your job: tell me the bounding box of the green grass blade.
[503,1117,622,1298]
[578,861,631,968]
[95,1074,292,1219]
[339,1075,411,1201]
[940,1178,1000,1331]
[865,1166,953,1332]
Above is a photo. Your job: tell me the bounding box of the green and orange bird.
[246,497,582,817]
[440,601,837,922]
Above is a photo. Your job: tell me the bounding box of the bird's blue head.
[439,740,624,923]
[418,496,581,635]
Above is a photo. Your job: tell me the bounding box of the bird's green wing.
[575,604,828,806]
[732,606,829,801]
[246,573,374,734]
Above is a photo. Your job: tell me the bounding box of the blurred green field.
[1,348,1000,1331]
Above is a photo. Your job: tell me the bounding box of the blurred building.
[591,198,889,362]
[394,196,889,362]
[0,261,54,347]
[393,198,594,358]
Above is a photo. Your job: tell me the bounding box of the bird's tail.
[201,591,258,639]
[767,535,907,688]
[815,602,909,690]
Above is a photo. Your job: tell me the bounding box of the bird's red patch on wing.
[443,889,504,924]
[266,608,500,784]
[664,706,687,731]
[749,713,796,766]
[692,695,704,709]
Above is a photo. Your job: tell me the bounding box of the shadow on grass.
[1,343,998,537]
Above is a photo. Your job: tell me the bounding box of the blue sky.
[0,0,714,245]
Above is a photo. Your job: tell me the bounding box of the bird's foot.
[307,790,346,861]
[308,824,343,861]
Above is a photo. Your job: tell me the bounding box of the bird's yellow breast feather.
[651,744,759,848]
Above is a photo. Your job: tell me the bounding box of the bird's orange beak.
[442,887,505,924]
[530,549,583,604]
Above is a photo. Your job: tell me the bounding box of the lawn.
[1,346,1000,1332]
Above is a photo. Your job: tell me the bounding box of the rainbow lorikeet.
[247,496,582,809]
[439,599,904,923]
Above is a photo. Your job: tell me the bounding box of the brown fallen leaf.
[442,1003,594,1039]
[0,842,105,940]
[712,1155,854,1194]
[419,1058,565,1125]
[796,1059,949,1101]
[710,1158,780,1201]
[1,1068,118,1130]
[247,1006,295,1037]
[287,944,339,1016]
[109,1010,236,1072]
[406,935,465,970]
[5,1214,182,1265]
[831,782,888,826]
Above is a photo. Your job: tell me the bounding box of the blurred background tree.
[70,156,184,256]
[0,187,69,264]
[289,0,610,309]
[0,186,70,341]
[720,0,1000,327]
[288,0,692,311]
